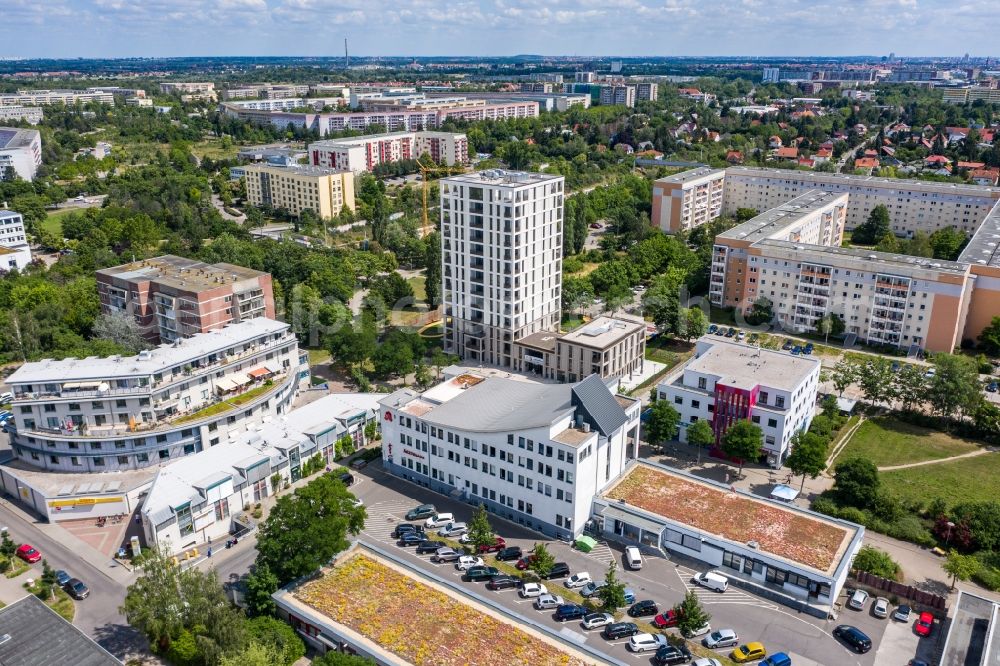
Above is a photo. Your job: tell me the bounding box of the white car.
[424,513,454,528]
[704,628,739,649]
[437,522,468,537]
[684,623,712,638]
[0,392,12,404]
[848,588,869,610]
[564,572,592,589]
[581,612,614,630]
[533,593,564,610]
[580,581,606,598]
[519,582,548,599]
[873,596,890,619]
[351,497,364,508]
[894,604,912,622]
[692,659,723,666]
[628,633,668,653]
[455,556,484,571]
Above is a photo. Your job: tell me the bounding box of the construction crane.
[417,158,467,237]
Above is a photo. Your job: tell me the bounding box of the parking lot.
[346,461,936,666]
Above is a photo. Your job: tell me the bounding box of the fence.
[854,570,948,612]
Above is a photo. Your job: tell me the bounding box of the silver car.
[873,597,890,619]
[704,628,739,649]
[431,547,461,563]
[533,593,565,610]
[437,522,468,537]
[582,612,614,630]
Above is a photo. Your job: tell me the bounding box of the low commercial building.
[0,594,123,665]
[513,315,646,384]
[0,105,43,124]
[0,89,115,106]
[596,460,864,618]
[0,209,33,270]
[940,590,1000,666]
[243,163,355,220]
[0,127,42,181]
[308,130,468,174]
[651,167,726,233]
[657,337,821,466]
[6,318,304,473]
[380,371,641,540]
[96,255,275,344]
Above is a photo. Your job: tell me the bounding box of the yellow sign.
[48,496,124,508]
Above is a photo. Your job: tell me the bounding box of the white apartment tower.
[440,170,565,368]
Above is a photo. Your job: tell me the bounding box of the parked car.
[623,588,636,605]
[415,540,446,554]
[580,581,606,598]
[915,611,934,637]
[873,597,890,619]
[54,570,71,586]
[0,411,12,423]
[519,582,548,599]
[791,345,802,355]
[564,572,592,588]
[847,588,869,610]
[515,555,537,570]
[554,604,588,622]
[730,642,767,663]
[708,325,719,334]
[652,609,680,629]
[748,333,759,344]
[424,512,454,528]
[476,536,507,553]
[627,600,658,618]
[463,566,500,582]
[544,562,570,579]
[628,632,668,653]
[833,625,872,653]
[65,578,89,600]
[405,504,436,521]
[430,547,461,563]
[691,660,723,666]
[397,532,427,547]
[653,644,694,666]
[495,546,522,562]
[737,330,746,340]
[392,523,424,539]
[437,522,468,537]
[581,612,614,630]
[336,471,354,486]
[693,571,729,592]
[987,382,998,393]
[726,327,737,337]
[601,622,640,641]
[455,555,484,571]
[704,628,740,649]
[760,653,791,666]
[486,575,520,591]
[781,340,793,350]
[925,368,936,379]
[624,545,643,570]
[16,544,41,563]
[533,594,565,610]
[682,622,712,639]
[894,604,912,622]
[0,392,13,404]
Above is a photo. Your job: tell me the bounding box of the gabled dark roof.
[571,374,629,436]
[0,595,123,666]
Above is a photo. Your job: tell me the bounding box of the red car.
[16,544,41,563]
[652,609,680,629]
[515,555,537,571]
[914,612,934,637]
[477,537,507,554]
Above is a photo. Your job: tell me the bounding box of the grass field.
[407,276,427,301]
[41,207,82,236]
[835,418,981,468]
[881,452,1000,507]
[308,348,332,367]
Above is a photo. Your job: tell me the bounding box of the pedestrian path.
[877,448,992,471]
[675,564,780,609]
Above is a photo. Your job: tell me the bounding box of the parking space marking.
[675,565,781,610]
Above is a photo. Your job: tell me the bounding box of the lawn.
[560,314,586,331]
[644,337,694,367]
[407,275,427,301]
[308,348,331,367]
[836,418,981,468]
[709,305,737,326]
[41,207,82,237]
[881,452,1000,507]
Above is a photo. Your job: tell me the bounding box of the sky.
[4,0,999,59]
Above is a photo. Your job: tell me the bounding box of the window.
[214,499,230,522]
[698,377,707,390]
[176,505,193,536]
[767,418,777,428]
[117,456,129,465]
[674,396,683,405]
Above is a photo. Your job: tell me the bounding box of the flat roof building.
[651,167,726,233]
[96,255,275,344]
[0,106,43,125]
[0,127,42,181]
[159,82,215,94]
[0,209,32,271]
[244,164,355,220]
[0,594,123,666]
[940,590,1000,666]
[599,84,636,108]
[308,130,468,174]
[0,89,115,107]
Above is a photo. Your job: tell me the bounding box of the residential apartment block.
[0,127,42,181]
[440,170,564,367]
[308,130,468,174]
[636,82,659,102]
[6,319,303,473]
[943,87,1000,104]
[0,106,43,125]
[599,85,636,108]
[96,255,275,344]
[513,315,646,383]
[0,89,115,106]
[159,82,215,94]
[0,210,33,271]
[243,164,355,220]
[380,370,641,539]
[651,167,727,233]
[657,337,821,466]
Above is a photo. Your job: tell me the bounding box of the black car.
[833,625,872,654]
[653,644,693,666]
[554,604,588,622]
[544,562,570,579]
[781,339,794,350]
[415,540,447,554]
[486,575,520,591]
[65,578,89,600]
[726,327,737,337]
[397,532,426,547]
[405,504,436,521]
[495,546,523,562]
[463,566,500,582]
[392,523,424,538]
[336,471,354,486]
[627,600,658,618]
[601,622,639,640]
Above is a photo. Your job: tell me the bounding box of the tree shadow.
[913,577,951,597]
[90,621,154,662]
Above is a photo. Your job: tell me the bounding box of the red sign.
[403,448,425,460]
[383,411,393,422]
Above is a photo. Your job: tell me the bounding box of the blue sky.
[4,0,998,59]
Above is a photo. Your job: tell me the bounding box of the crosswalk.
[577,540,615,567]
[675,565,779,609]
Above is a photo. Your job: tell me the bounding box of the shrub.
[884,514,936,547]
[972,567,1000,591]
[852,545,902,580]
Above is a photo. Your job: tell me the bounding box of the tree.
[92,312,151,354]
[943,550,980,590]
[644,401,680,450]
[926,353,982,421]
[721,420,763,478]
[674,591,711,638]
[746,297,773,326]
[815,313,845,343]
[786,432,828,491]
[596,561,627,613]
[313,653,376,666]
[894,364,928,413]
[526,543,555,579]
[220,643,283,666]
[245,616,306,666]
[683,307,708,341]
[978,316,1000,356]
[929,227,968,261]
[833,457,880,509]
[858,358,898,408]
[467,504,495,551]
[243,562,280,618]
[851,545,901,580]
[423,232,441,306]
[685,419,714,465]
[643,267,687,335]
[852,204,891,245]
[830,360,857,397]
[255,474,367,585]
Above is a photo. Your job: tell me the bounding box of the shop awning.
[215,378,239,393]
[247,367,270,379]
[602,505,666,536]
[62,381,107,391]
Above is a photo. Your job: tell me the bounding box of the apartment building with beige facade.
[651,167,726,233]
[513,315,646,384]
[308,130,468,174]
[243,164,355,219]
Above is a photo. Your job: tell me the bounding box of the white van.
[624,546,643,570]
[693,570,729,593]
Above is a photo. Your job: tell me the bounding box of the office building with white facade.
[0,90,115,107]
[657,337,821,467]
[6,319,305,473]
[380,370,641,539]
[308,130,468,174]
[0,210,32,271]
[0,127,42,181]
[440,170,564,367]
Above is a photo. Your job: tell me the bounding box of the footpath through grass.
[835,417,981,468]
[881,452,1000,507]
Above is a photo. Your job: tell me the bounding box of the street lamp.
[946,521,955,548]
